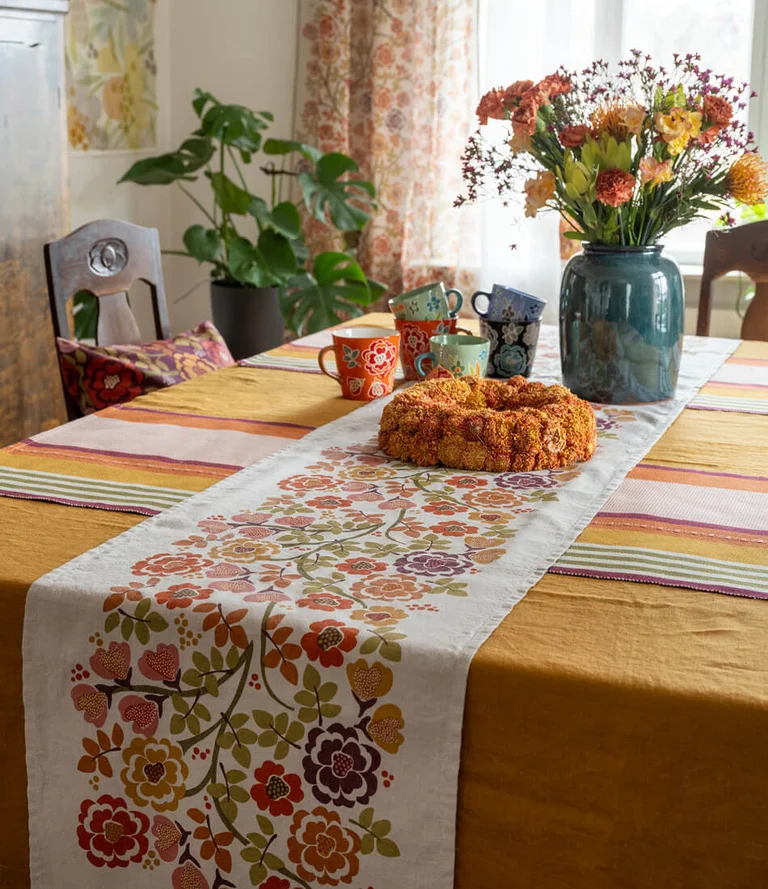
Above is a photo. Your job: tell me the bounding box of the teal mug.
[388,281,463,321]
[414,334,489,378]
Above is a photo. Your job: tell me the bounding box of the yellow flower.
[638,157,673,188]
[346,659,393,701]
[590,101,630,140]
[121,737,188,812]
[654,107,701,154]
[620,103,646,136]
[726,153,768,205]
[367,704,405,754]
[524,170,556,218]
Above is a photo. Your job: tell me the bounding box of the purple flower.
[495,472,559,490]
[395,552,472,577]
[303,724,380,808]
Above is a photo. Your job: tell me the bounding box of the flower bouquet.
[458,51,768,403]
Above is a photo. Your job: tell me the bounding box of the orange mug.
[395,318,473,380]
[318,327,401,401]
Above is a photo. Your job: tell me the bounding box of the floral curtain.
[295,0,479,297]
[66,0,157,151]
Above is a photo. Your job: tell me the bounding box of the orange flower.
[703,94,733,127]
[475,88,506,125]
[512,91,544,135]
[300,620,358,668]
[121,737,188,812]
[348,605,408,627]
[132,553,213,577]
[725,153,768,205]
[464,489,523,509]
[350,574,428,602]
[537,72,571,99]
[509,123,532,154]
[620,103,646,136]
[336,556,389,575]
[287,806,361,886]
[346,659,393,701]
[500,79,534,109]
[595,168,635,207]
[524,170,556,218]
[559,124,588,148]
[638,157,673,188]
[591,101,630,140]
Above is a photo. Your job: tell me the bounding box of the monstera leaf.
[193,89,272,157]
[280,252,385,335]
[227,231,297,287]
[119,137,215,186]
[298,154,376,231]
[248,197,302,239]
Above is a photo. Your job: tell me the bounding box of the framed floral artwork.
[65,0,158,151]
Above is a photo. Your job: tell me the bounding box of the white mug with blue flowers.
[480,318,540,378]
[471,283,546,323]
[388,281,464,321]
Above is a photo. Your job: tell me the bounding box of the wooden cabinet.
[0,0,69,446]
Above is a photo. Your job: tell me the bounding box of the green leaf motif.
[293,690,315,707]
[317,682,337,703]
[285,721,305,744]
[171,694,186,714]
[298,707,318,724]
[120,616,133,642]
[380,641,402,663]
[376,837,401,858]
[256,815,274,835]
[232,744,252,768]
[207,782,227,799]
[219,798,238,824]
[249,863,268,885]
[169,714,185,735]
[217,732,235,749]
[104,611,120,634]
[182,669,202,688]
[192,651,210,673]
[358,807,374,829]
[360,832,375,855]
[303,664,321,692]
[146,612,168,632]
[372,819,391,838]
[246,832,268,850]
[359,636,380,656]
[134,597,151,620]
[274,712,289,734]
[320,703,341,718]
[253,709,274,730]
[238,728,258,745]
[274,740,289,760]
[263,852,285,870]
[298,152,375,231]
[258,730,278,748]
[230,784,250,803]
[228,232,297,287]
[230,712,249,729]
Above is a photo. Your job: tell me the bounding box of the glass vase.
[559,244,684,403]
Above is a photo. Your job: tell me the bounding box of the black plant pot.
[210,282,285,361]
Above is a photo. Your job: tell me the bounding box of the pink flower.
[89,641,131,681]
[151,814,181,862]
[71,684,108,728]
[118,695,159,737]
[172,862,209,889]
[138,643,179,683]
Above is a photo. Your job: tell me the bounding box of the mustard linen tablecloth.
[1,328,768,888]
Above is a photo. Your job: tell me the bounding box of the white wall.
[68,0,299,336]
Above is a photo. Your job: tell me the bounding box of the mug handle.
[470,291,491,318]
[455,326,472,335]
[446,288,463,318]
[318,345,341,382]
[414,351,436,379]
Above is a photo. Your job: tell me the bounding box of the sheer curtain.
[477,0,599,323]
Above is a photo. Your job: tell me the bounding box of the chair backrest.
[44,219,171,345]
[697,220,768,341]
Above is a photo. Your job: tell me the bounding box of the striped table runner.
[688,344,768,414]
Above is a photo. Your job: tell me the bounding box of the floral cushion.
[57,321,234,417]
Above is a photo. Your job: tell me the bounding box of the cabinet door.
[0,3,69,446]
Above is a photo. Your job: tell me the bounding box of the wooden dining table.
[2,313,768,889]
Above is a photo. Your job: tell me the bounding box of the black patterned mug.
[479,318,540,378]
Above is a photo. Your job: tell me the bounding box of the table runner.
[688,345,768,414]
[23,334,732,889]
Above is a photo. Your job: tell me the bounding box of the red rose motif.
[71,683,108,728]
[138,643,179,682]
[296,592,354,612]
[401,326,430,358]
[301,620,359,668]
[306,496,352,510]
[84,357,146,409]
[89,641,131,681]
[151,814,181,862]
[251,761,304,817]
[335,557,388,575]
[361,339,397,376]
[77,794,149,868]
[118,695,159,737]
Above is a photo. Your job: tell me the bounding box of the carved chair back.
[697,220,768,341]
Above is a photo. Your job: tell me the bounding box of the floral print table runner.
[23,336,734,889]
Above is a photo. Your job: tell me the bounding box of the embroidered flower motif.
[335,556,388,575]
[89,641,131,681]
[349,574,428,602]
[306,495,353,510]
[303,723,381,807]
[464,489,524,509]
[287,806,361,886]
[279,474,337,492]
[495,472,558,490]
[250,761,304,817]
[429,520,480,537]
[118,695,160,738]
[421,500,467,516]
[138,643,179,682]
[368,379,388,398]
[395,551,473,577]
[77,794,149,868]
[501,322,523,344]
[300,620,359,668]
[151,814,181,862]
[367,704,405,754]
[346,659,393,701]
[494,343,528,376]
[121,737,188,812]
[71,683,108,728]
[171,862,209,889]
[348,606,408,627]
[361,339,397,376]
[296,591,355,612]
[209,538,279,563]
[132,553,213,578]
[154,583,214,609]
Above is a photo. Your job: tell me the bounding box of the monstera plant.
[118,89,384,357]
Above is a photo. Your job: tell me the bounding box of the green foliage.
[119,89,384,330]
[73,290,98,341]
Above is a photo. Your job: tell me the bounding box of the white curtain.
[477,0,599,323]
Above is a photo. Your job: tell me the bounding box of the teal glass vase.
[559,244,684,403]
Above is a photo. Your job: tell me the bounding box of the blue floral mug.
[471,283,546,323]
[480,318,539,378]
[414,334,489,378]
[388,282,463,321]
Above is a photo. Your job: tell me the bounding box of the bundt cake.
[378,376,596,471]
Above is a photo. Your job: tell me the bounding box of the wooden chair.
[45,218,171,345]
[697,220,768,340]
